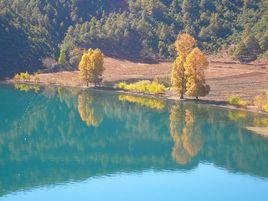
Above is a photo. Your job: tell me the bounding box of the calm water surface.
[0,84,268,201]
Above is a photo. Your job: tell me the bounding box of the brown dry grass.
[36,56,268,102]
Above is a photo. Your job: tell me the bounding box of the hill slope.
[0,0,267,73]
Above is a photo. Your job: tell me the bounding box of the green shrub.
[14,72,31,82]
[117,80,166,94]
[21,72,31,81]
[228,96,240,105]
[117,81,127,90]
[228,95,248,108]
[263,104,268,112]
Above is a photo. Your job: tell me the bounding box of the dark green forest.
[0,0,267,73]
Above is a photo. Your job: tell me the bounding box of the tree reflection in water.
[169,105,202,164]
[118,95,165,110]
[14,83,40,92]
[78,93,103,127]
[0,84,268,197]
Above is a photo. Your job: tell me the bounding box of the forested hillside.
[0,0,267,74]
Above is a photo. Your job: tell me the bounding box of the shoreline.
[2,80,268,116]
[3,55,267,105]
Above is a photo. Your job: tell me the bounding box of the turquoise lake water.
[0,83,268,201]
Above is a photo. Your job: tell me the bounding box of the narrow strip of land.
[34,56,268,102]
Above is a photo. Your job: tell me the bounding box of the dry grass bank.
[33,56,268,102]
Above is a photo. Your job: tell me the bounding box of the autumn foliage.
[78,93,103,127]
[78,49,104,87]
[118,95,165,110]
[118,80,166,94]
[175,34,196,59]
[185,48,210,99]
[169,105,203,164]
[171,34,196,99]
[171,34,210,100]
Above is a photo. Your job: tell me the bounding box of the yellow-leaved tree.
[78,48,104,87]
[185,47,210,100]
[171,33,196,99]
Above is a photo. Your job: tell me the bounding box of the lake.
[0,83,268,201]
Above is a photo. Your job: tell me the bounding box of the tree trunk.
[86,81,89,87]
[180,94,184,99]
[196,96,199,101]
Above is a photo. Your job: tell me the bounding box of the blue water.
[0,84,268,200]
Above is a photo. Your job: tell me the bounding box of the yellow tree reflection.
[169,104,203,164]
[15,83,40,92]
[118,95,165,110]
[78,93,103,127]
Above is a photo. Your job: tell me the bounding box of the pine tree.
[58,48,66,65]
[171,33,196,99]
[234,34,261,62]
[185,47,210,100]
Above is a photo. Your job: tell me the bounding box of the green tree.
[234,34,261,62]
[58,48,67,65]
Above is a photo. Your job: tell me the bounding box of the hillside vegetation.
[0,0,267,73]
